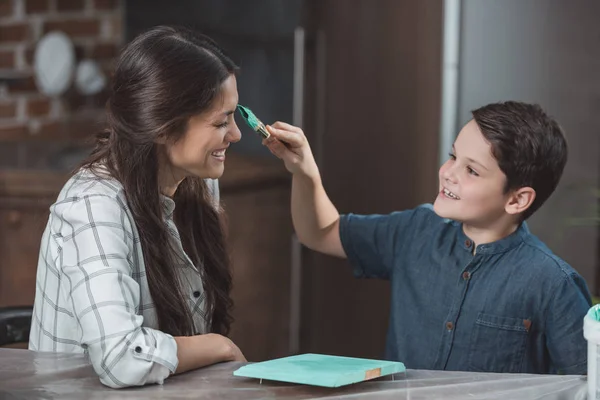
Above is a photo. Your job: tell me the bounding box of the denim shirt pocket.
[468,312,529,373]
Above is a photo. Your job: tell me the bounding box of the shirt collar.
[161,195,176,219]
[454,220,529,255]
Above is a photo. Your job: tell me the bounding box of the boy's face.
[433,120,512,226]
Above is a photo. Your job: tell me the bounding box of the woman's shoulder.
[49,168,138,235]
[56,167,127,207]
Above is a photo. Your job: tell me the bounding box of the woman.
[29,25,246,388]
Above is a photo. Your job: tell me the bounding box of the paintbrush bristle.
[237,104,270,139]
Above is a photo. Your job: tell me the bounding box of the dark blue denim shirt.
[339,204,591,374]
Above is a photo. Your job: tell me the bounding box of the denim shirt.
[339,204,591,374]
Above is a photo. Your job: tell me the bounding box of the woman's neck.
[157,151,185,198]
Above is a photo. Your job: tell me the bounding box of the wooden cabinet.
[0,207,47,306]
[224,185,293,361]
[0,209,43,306]
[220,155,293,361]
[298,0,443,359]
[0,154,292,361]
[0,172,63,308]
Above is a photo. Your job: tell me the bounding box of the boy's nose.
[442,165,458,184]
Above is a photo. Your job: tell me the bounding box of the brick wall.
[0,0,123,150]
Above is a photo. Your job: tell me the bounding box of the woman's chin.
[186,164,225,180]
[204,166,225,180]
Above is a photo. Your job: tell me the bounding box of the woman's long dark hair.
[80,25,238,336]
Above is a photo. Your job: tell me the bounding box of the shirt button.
[464,239,472,247]
[193,291,201,298]
[446,322,454,331]
[462,271,471,280]
[135,346,142,353]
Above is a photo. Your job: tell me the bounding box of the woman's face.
[164,74,242,181]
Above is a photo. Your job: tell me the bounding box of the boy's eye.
[448,152,456,160]
[467,166,479,176]
[214,121,229,128]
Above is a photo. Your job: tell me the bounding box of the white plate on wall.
[34,31,76,96]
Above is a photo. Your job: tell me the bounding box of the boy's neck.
[462,218,520,249]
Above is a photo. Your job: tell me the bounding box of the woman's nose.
[228,123,242,143]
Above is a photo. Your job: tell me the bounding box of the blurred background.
[0,0,598,362]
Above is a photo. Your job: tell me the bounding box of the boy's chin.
[433,200,463,221]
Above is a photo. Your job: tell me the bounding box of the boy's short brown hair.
[472,101,567,220]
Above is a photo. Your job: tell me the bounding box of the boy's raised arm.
[264,122,346,258]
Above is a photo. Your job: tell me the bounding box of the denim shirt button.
[446,321,454,331]
[464,239,472,247]
[462,271,471,280]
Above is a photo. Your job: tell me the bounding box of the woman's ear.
[505,187,536,216]
[155,134,168,145]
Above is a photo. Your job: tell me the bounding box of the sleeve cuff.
[132,331,179,375]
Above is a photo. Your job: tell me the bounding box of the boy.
[264,101,591,374]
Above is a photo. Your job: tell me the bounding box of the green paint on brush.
[237,104,260,129]
[237,104,270,139]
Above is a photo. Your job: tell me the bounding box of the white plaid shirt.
[29,168,219,388]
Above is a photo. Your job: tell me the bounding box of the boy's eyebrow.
[452,144,490,171]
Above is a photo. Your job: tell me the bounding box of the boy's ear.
[505,187,536,216]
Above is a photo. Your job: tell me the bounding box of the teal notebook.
[233,353,405,388]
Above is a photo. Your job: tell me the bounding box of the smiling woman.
[28,25,247,389]
[159,75,241,195]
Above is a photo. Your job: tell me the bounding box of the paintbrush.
[237,104,270,139]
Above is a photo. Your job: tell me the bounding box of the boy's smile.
[441,187,460,200]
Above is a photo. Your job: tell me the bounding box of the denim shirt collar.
[454,220,529,255]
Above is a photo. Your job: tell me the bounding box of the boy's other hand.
[263,122,319,180]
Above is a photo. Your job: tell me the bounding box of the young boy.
[264,101,591,375]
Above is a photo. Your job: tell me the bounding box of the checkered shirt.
[29,168,219,388]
